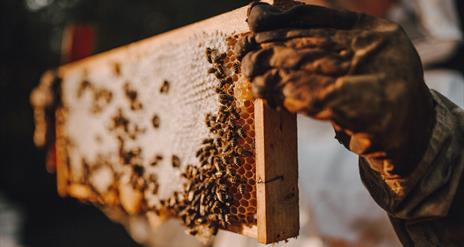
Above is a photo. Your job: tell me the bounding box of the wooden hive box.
[32,0,299,244]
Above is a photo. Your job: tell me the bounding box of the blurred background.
[1,0,463,247]
[0,1,249,246]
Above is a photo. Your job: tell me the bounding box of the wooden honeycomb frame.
[38,0,299,244]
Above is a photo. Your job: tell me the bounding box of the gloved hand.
[237,2,436,177]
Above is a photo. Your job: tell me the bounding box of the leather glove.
[237,2,436,177]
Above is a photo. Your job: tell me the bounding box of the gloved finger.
[241,46,350,79]
[254,28,334,46]
[251,69,286,109]
[314,74,388,132]
[236,28,351,61]
[256,28,356,56]
[279,71,336,114]
[250,68,336,110]
[299,55,351,76]
[234,33,259,60]
[247,2,361,33]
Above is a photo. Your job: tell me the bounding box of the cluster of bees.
[68,35,257,240]
[104,80,167,201]
[76,79,113,114]
[151,36,258,238]
[123,82,143,111]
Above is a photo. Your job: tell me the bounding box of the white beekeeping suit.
[214,0,463,246]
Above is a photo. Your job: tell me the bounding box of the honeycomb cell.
[246,118,254,125]
[246,215,255,224]
[238,206,246,214]
[246,157,255,164]
[239,199,249,207]
[248,130,255,138]
[245,171,253,178]
[244,192,251,200]
[250,199,257,205]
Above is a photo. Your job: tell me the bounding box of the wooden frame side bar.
[255,99,299,244]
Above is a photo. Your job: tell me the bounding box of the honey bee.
[214,138,222,147]
[211,124,222,134]
[215,190,225,203]
[214,70,225,79]
[231,110,240,120]
[159,80,170,94]
[207,155,215,164]
[215,87,224,94]
[186,229,198,236]
[188,191,195,202]
[237,128,246,138]
[228,175,238,184]
[233,62,240,74]
[230,136,238,147]
[196,217,206,224]
[238,183,246,194]
[152,114,161,129]
[211,225,219,235]
[213,52,226,64]
[172,155,181,168]
[202,138,213,145]
[224,214,232,225]
[223,144,233,153]
[233,156,243,166]
[205,48,213,63]
[221,155,231,165]
[184,182,192,191]
[205,112,212,126]
[219,94,233,102]
[224,163,233,173]
[218,105,230,113]
[168,196,177,208]
[214,163,224,172]
[195,149,203,158]
[207,67,216,74]
[237,148,253,157]
[132,165,145,176]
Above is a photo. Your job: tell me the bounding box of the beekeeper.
[215,0,464,246]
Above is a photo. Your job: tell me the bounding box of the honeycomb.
[33,26,262,243]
